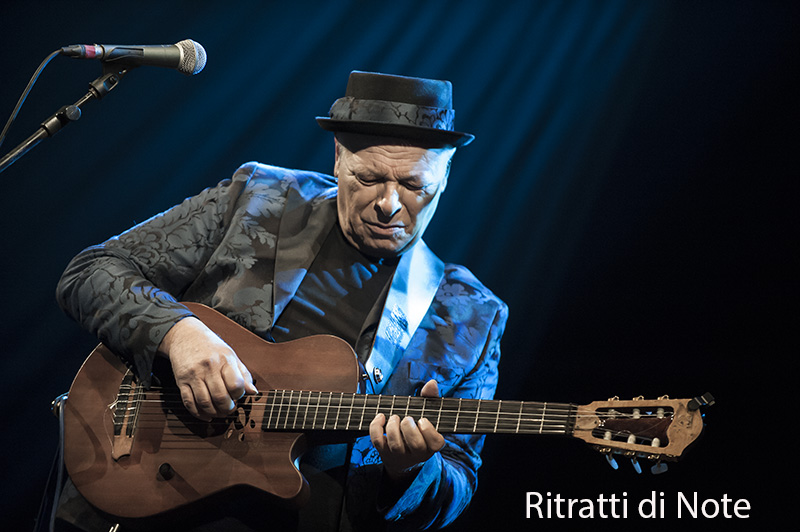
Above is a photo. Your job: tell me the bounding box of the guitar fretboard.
[261,390,576,435]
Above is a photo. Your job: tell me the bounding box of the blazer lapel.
[272,188,337,326]
[364,240,444,393]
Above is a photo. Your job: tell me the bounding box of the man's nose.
[375,184,401,218]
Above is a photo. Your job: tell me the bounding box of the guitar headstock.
[572,393,713,474]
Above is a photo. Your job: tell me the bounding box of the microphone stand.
[0,65,130,174]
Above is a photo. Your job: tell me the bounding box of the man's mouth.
[364,221,405,237]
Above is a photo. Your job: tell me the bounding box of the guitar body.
[63,303,361,521]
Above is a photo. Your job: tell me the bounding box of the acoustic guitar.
[62,303,710,521]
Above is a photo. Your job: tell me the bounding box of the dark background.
[1,1,795,530]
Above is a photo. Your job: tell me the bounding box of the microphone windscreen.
[176,39,207,75]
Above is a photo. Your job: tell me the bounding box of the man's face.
[334,134,454,258]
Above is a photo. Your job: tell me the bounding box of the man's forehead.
[336,132,451,153]
[344,144,450,177]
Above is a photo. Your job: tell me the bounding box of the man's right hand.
[157,316,258,421]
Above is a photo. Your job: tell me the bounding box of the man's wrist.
[156,315,200,358]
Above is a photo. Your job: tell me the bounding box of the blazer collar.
[272,187,337,324]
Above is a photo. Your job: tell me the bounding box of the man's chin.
[356,237,413,259]
[341,224,416,258]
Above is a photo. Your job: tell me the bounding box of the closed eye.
[354,173,381,185]
[401,179,435,193]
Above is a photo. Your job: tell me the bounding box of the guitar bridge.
[110,369,139,460]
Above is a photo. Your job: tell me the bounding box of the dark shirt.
[271,223,397,349]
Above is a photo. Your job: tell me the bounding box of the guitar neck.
[261,390,576,436]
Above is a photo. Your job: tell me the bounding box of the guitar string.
[117,391,671,428]
[125,415,661,445]
[119,386,670,412]
[119,388,668,423]
[127,400,592,423]
[120,400,665,442]
[115,390,669,442]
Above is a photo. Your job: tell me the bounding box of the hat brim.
[316,117,474,148]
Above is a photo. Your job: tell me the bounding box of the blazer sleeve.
[55,163,259,384]
[347,267,509,530]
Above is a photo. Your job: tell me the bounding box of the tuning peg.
[650,462,668,475]
[598,447,619,470]
[688,392,715,411]
[630,456,642,474]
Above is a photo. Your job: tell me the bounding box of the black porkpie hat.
[316,70,474,148]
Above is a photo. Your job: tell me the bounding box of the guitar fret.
[285,390,292,429]
[282,390,291,429]
[289,390,297,429]
[341,393,349,429]
[302,391,310,429]
[301,391,310,429]
[339,393,348,429]
[273,390,281,430]
[454,398,462,432]
[333,393,341,430]
[345,393,352,430]
[292,391,300,429]
[277,390,285,429]
[473,399,481,433]
[358,394,367,430]
[267,391,276,429]
[323,392,331,430]
[539,402,547,434]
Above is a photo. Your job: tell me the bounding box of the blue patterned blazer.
[57,162,508,530]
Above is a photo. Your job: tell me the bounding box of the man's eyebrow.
[347,161,374,175]
[397,173,427,183]
[348,160,429,183]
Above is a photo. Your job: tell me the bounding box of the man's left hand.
[369,379,446,482]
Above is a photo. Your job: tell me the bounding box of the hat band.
[328,97,455,131]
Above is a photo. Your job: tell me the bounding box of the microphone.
[60,39,207,75]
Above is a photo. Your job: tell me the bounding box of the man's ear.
[440,153,453,192]
[333,137,341,178]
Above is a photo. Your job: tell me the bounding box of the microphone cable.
[0,49,62,151]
